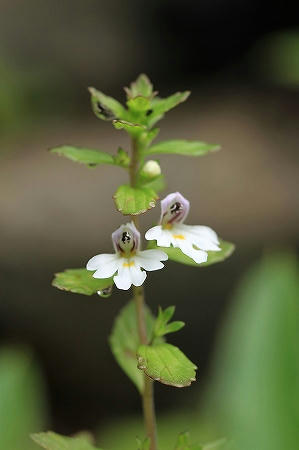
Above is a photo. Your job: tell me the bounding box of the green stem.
[130,137,158,450]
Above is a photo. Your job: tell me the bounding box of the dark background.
[0,0,298,435]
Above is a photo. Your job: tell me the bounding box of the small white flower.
[145,192,221,264]
[141,160,161,178]
[86,222,168,291]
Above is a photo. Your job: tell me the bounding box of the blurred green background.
[0,1,298,448]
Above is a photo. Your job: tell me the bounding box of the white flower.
[145,192,221,264]
[86,222,168,291]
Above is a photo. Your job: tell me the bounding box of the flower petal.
[180,224,219,244]
[135,249,168,271]
[145,225,162,241]
[86,253,118,271]
[138,249,168,261]
[129,264,147,286]
[145,226,172,247]
[176,239,208,264]
[113,265,132,290]
[92,256,120,278]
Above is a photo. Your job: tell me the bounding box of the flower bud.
[142,160,161,178]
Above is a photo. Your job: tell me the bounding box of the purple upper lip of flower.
[112,222,140,255]
[160,192,190,225]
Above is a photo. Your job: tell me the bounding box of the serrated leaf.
[88,87,125,121]
[137,343,197,387]
[146,140,220,157]
[113,185,158,215]
[125,74,154,99]
[31,431,103,450]
[148,240,235,267]
[52,268,113,296]
[50,146,115,167]
[109,300,158,393]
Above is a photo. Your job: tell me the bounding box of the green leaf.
[174,432,203,450]
[136,437,150,450]
[50,146,115,167]
[124,74,154,99]
[136,164,165,193]
[139,128,160,148]
[127,96,151,113]
[164,321,185,334]
[113,184,158,215]
[109,300,159,393]
[88,87,125,121]
[113,147,130,168]
[0,348,47,450]
[137,343,197,387]
[112,119,146,133]
[153,306,185,338]
[52,268,113,296]
[148,240,235,267]
[145,140,220,157]
[31,431,103,450]
[148,91,190,126]
[206,252,299,450]
[160,305,175,323]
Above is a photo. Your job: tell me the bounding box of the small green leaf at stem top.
[50,146,115,167]
[153,306,185,338]
[88,87,125,121]
[109,300,161,393]
[145,140,220,157]
[147,240,235,267]
[113,185,158,215]
[52,268,113,296]
[124,74,154,99]
[137,343,197,388]
[31,431,104,450]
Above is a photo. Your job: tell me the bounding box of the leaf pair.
[109,300,197,391]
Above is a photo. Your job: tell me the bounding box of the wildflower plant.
[32,75,234,450]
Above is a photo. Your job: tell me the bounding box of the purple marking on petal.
[112,222,140,255]
[160,192,190,226]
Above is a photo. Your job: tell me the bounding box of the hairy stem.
[130,138,158,450]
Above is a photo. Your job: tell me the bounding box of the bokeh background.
[0,1,298,449]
